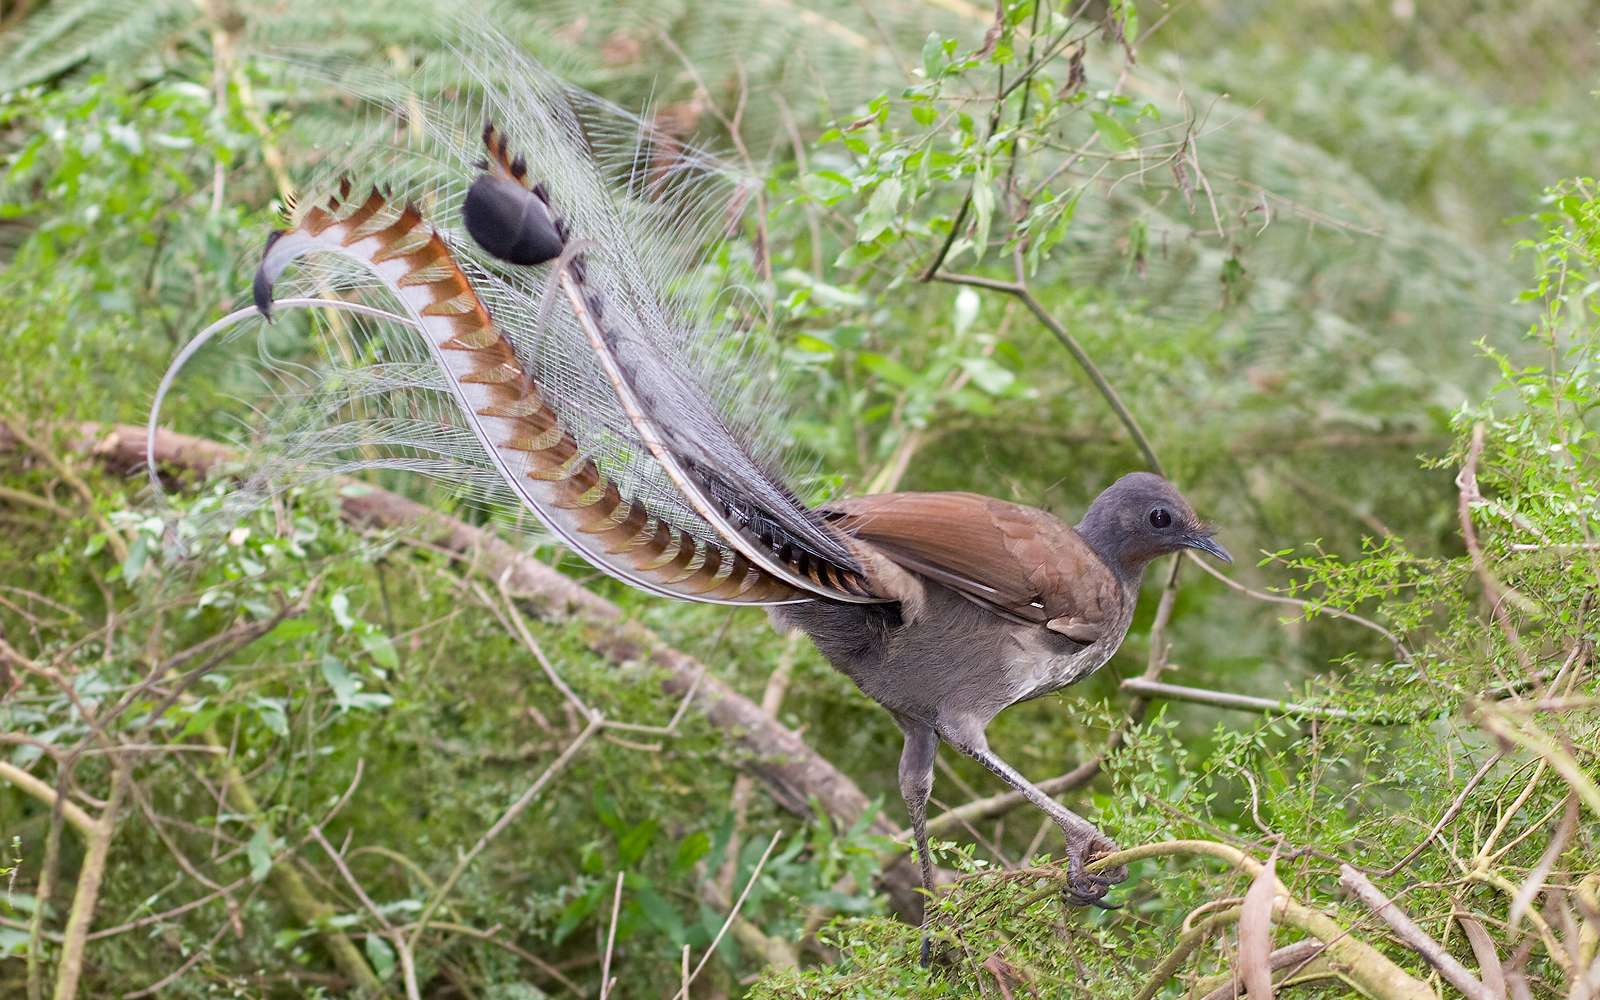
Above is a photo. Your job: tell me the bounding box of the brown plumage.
[826,492,1122,640]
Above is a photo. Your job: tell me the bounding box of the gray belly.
[774,582,1130,730]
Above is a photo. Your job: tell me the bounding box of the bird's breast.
[1004,607,1131,702]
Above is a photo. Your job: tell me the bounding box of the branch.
[1184,550,1412,663]
[1084,840,1436,1000]
[0,761,94,838]
[1338,865,1496,1000]
[52,758,132,1000]
[1195,940,1332,1000]
[929,272,1164,473]
[1132,907,1243,1000]
[1119,677,1403,723]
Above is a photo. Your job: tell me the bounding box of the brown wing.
[823,492,1122,641]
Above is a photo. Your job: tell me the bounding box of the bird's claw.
[1060,830,1127,907]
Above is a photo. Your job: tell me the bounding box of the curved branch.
[0,761,94,838]
[1084,840,1435,1000]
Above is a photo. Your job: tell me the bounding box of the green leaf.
[553,882,605,944]
[635,884,685,944]
[250,697,288,737]
[858,352,919,388]
[921,32,944,79]
[320,655,357,712]
[1090,110,1136,153]
[360,632,399,671]
[953,287,980,335]
[856,177,902,243]
[970,163,994,262]
[120,534,148,582]
[329,591,354,631]
[365,935,396,981]
[247,826,273,883]
[670,831,712,876]
[960,357,1016,395]
[617,819,659,866]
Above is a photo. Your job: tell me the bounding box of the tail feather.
[248,185,795,606]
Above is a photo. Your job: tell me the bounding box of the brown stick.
[0,762,95,837]
[1338,865,1496,1000]
[51,759,132,1000]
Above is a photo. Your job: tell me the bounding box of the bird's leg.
[938,722,1128,905]
[894,717,939,967]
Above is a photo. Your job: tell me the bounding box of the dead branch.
[1338,865,1496,1000]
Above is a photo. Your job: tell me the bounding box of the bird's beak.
[1185,533,1232,564]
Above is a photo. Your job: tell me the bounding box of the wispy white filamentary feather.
[151,12,884,607]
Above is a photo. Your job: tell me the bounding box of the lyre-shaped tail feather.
[250,184,797,605]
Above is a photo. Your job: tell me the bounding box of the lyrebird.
[153,26,1229,964]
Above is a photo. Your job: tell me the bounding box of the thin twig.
[598,872,626,1000]
[311,826,419,1000]
[931,272,1163,473]
[1370,751,1503,878]
[1185,551,1412,663]
[1119,677,1404,723]
[670,830,782,1000]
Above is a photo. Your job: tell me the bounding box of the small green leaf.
[320,656,357,712]
[953,288,980,335]
[329,592,354,631]
[360,632,399,671]
[1090,110,1136,153]
[858,352,919,388]
[251,697,288,737]
[247,827,273,883]
[961,358,1016,395]
[970,163,994,262]
[670,831,712,876]
[618,819,659,866]
[921,32,944,79]
[365,935,396,981]
[635,885,686,944]
[856,177,902,243]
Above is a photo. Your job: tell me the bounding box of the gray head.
[1075,472,1230,579]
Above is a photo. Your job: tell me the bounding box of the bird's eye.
[1149,508,1172,529]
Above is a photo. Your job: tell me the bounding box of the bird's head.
[1075,472,1230,578]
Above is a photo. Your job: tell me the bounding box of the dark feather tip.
[253,230,286,321]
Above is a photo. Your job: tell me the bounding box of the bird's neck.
[1074,512,1150,590]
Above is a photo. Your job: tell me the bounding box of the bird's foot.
[1060,829,1128,908]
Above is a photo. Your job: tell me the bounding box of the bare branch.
[1338,865,1495,1000]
